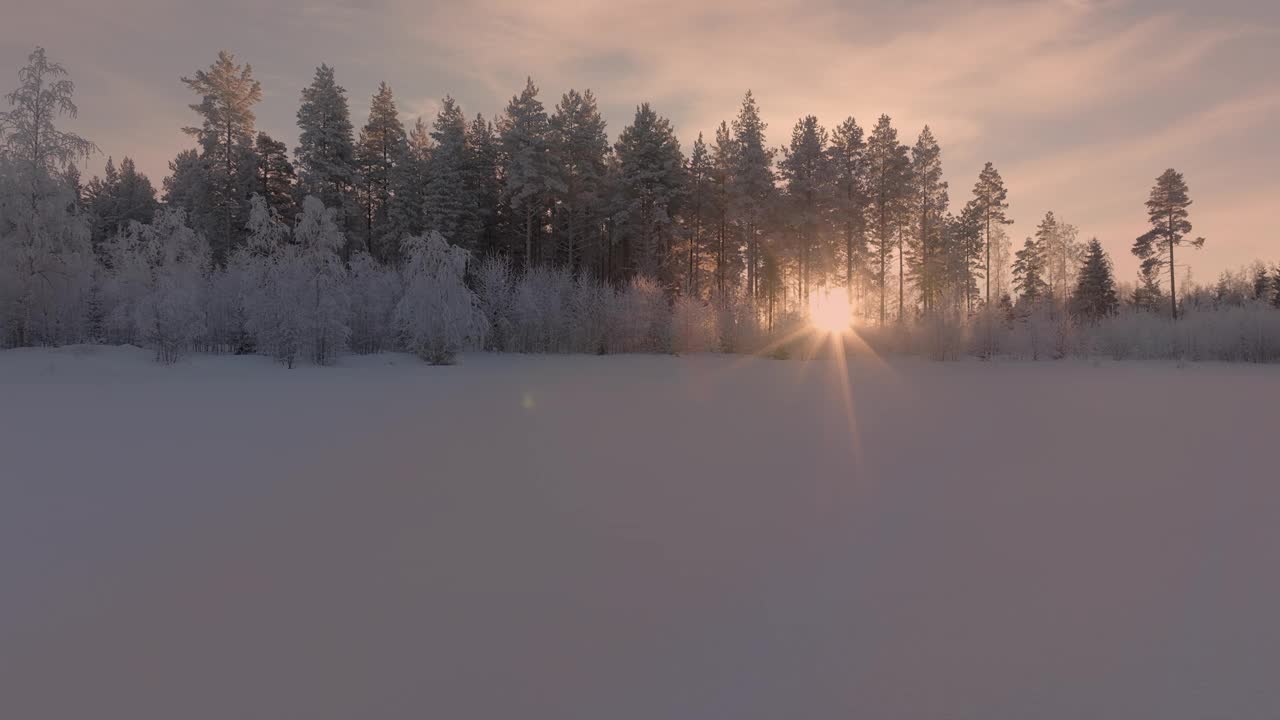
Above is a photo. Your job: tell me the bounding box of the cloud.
[2,0,1276,277]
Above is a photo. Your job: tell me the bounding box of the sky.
[2,0,1277,282]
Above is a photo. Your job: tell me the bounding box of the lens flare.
[808,289,852,334]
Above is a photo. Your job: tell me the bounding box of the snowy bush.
[671,295,718,354]
[509,265,573,353]
[394,231,486,364]
[1086,304,1280,362]
[715,295,764,354]
[607,275,671,354]
[473,255,515,352]
[244,196,349,367]
[104,210,209,363]
[568,271,613,354]
[347,250,400,354]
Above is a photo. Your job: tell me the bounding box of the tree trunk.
[1168,210,1177,321]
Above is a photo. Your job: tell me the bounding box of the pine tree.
[384,115,430,248]
[424,96,478,249]
[549,89,610,273]
[779,115,830,304]
[254,132,296,220]
[354,82,407,263]
[1250,263,1271,302]
[907,126,947,318]
[466,114,501,258]
[829,117,867,300]
[865,115,910,325]
[710,121,739,298]
[1131,263,1166,313]
[1012,235,1048,307]
[180,51,262,262]
[294,64,356,220]
[730,91,775,301]
[971,162,1012,309]
[684,133,713,297]
[499,78,558,268]
[614,102,685,283]
[1070,238,1118,322]
[84,156,159,250]
[1132,168,1204,320]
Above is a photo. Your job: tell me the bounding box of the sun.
[808,289,852,334]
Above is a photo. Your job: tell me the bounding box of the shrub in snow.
[100,209,209,361]
[568,271,614,354]
[671,295,718,354]
[509,265,573,353]
[244,196,350,368]
[394,231,486,364]
[607,275,671,354]
[101,209,209,363]
[473,254,515,351]
[347,250,400,354]
[715,294,764,354]
[1086,303,1280,363]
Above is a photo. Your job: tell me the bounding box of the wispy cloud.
[2,0,1276,277]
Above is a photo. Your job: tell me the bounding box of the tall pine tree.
[294,64,356,223]
[1070,238,1119,322]
[1132,168,1204,320]
[354,82,408,262]
[180,51,262,262]
[865,115,910,325]
[971,162,1012,309]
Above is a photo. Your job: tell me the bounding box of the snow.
[2,346,1278,719]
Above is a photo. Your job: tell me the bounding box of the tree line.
[3,47,1279,363]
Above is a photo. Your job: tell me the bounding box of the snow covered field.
[2,346,1278,720]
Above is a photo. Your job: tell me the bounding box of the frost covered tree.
[473,254,515,351]
[971,162,1012,308]
[608,275,671,353]
[1132,168,1204,320]
[1070,238,1119,322]
[346,250,400,354]
[243,196,349,367]
[102,209,209,362]
[0,47,97,346]
[0,48,97,183]
[294,64,356,219]
[614,102,685,283]
[499,78,559,268]
[395,231,486,364]
[180,51,262,262]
